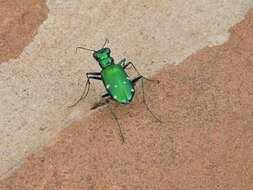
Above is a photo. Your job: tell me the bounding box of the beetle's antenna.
[102,39,109,48]
[75,47,96,53]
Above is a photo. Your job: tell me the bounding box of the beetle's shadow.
[90,97,110,110]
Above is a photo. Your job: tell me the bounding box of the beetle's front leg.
[68,72,102,108]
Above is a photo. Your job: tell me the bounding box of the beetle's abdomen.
[101,65,134,104]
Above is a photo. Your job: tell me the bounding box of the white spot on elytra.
[123,81,127,84]
[106,84,110,89]
[114,95,117,99]
[114,85,118,88]
[131,89,134,92]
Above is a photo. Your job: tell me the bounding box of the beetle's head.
[75,39,113,69]
[93,48,114,69]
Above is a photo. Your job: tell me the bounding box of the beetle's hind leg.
[96,94,125,144]
[107,101,125,144]
[132,76,162,123]
[68,72,101,108]
[89,93,125,144]
[90,93,110,110]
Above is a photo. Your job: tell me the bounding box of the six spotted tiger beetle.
[69,39,161,143]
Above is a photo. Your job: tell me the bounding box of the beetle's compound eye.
[93,51,98,60]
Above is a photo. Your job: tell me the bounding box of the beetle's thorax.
[93,48,114,69]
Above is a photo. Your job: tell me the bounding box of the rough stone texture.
[0,0,253,181]
[0,9,252,190]
[0,0,48,63]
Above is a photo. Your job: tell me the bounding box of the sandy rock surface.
[0,0,253,187]
[1,8,253,189]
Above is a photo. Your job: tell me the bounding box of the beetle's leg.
[90,93,110,110]
[118,58,133,71]
[89,93,110,110]
[131,76,162,123]
[102,93,110,98]
[107,101,125,144]
[124,62,159,83]
[90,94,125,143]
[68,72,101,108]
[131,75,142,84]
[87,72,101,76]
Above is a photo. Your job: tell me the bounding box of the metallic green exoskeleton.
[70,39,161,143]
[95,48,135,104]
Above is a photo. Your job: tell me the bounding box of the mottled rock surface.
[0,0,48,62]
[0,8,252,190]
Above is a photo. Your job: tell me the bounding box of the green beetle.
[70,40,161,143]
[95,48,137,104]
